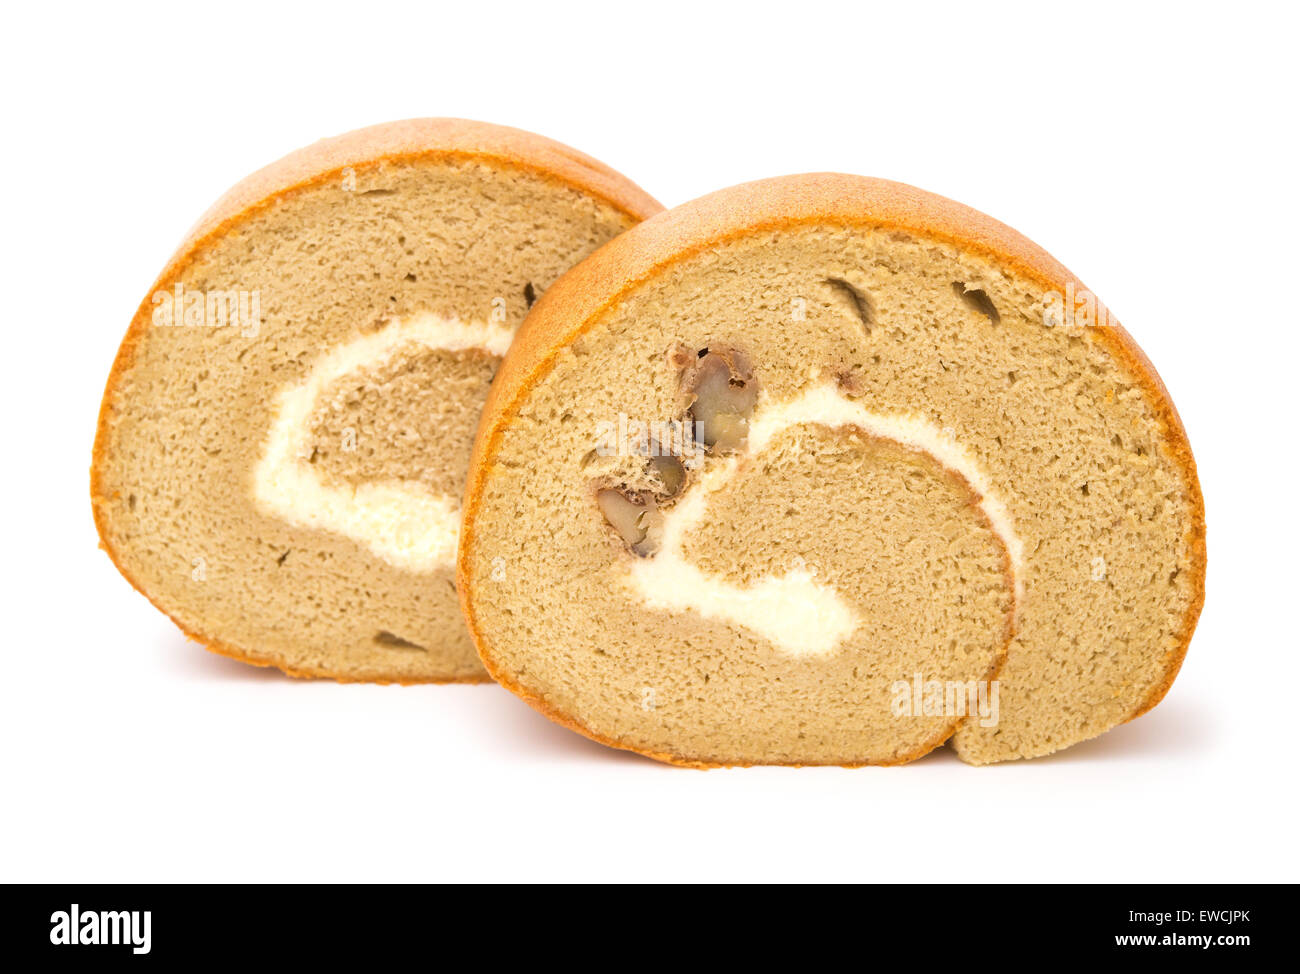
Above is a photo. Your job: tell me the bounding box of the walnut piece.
[649,453,686,497]
[685,349,758,453]
[596,489,663,556]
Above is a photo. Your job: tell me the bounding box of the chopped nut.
[648,453,686,497]
[684,349,758,453]
[837,368,867,397]
[665,342,694,371]
[596,489,663,556]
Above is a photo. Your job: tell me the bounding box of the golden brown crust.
[459,172,1206,764]
[91,118,663,683]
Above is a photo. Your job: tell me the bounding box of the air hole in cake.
[360,188,396,197]
[824,277,874,333]
[373,631,427,652]
[524,282,538,307]
[952,282,1001,324]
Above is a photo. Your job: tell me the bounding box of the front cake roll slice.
[459,173,1205,766]
[91,118,662,682]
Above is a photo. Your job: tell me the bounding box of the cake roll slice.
[92,118,661,682]
[459,174,1205,765]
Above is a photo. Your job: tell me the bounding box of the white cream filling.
[628,452,859,657]
[252,312,513,573]
[749,384,1025,588]
[623,382,1023,658]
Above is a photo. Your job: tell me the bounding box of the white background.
[2,1,1296,883]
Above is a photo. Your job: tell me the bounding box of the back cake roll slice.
[458,173,1205,765]
[92,118,662,682]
